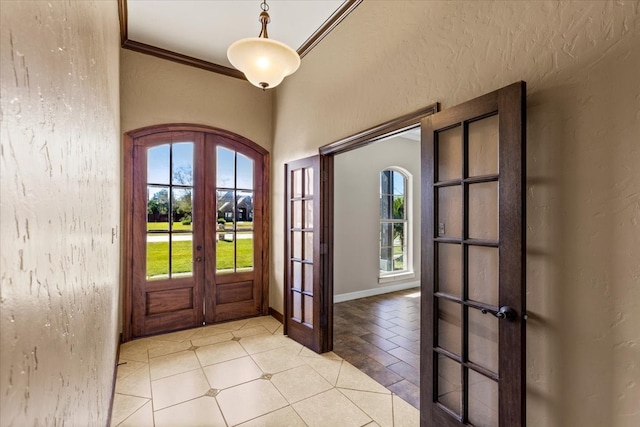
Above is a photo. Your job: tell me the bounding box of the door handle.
[195,256,203,262]
[481,306,516,320]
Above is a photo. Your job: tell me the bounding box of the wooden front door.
[420,82,526,426]
[125,125,269,339]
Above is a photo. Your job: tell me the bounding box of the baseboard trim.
[268,307,284,324]
[106,332,123,426]
[334,281,420,303]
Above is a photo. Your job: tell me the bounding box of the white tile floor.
[111,316,419,427]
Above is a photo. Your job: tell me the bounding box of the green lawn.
[147,222,192,231]
[147,222,254,231]
[146,238,253,277]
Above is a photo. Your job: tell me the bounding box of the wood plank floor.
[333,288,421,409]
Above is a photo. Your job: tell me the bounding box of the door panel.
[421,82,526,426]
[204,135,265,323]
[284,156,326,352]
[132,132,204,337]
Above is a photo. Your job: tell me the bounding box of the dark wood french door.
[283,156,332,353]
[125,125,269,339]
[420,82,526,426]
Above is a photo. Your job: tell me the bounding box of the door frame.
[309,103,440,353]
[122,123,270,342]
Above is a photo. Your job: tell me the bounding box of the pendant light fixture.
[227,0,301,90]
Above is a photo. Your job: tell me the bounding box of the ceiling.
[122,0,360,78]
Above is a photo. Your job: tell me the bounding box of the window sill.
[378,272,415,284]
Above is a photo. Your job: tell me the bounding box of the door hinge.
[321,170,328,182]
[320,243,328,254]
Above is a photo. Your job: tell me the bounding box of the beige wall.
[272,1,640,427]
[0,1,121,425]
[120,49,273,151]
[334,136,421,297]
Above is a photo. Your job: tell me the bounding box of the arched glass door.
[125,126,269,339]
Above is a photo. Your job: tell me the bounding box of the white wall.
[334,136,421,300]
[272,2,640,426]
[0,1,121,425]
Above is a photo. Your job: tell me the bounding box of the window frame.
[379,166,413,280]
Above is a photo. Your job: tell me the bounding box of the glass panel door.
[422,82,526,426]
[128,128,268,338]
[205,136,265,324]
[131,132,204,337]
[284,156,322,352]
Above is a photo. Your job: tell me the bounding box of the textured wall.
[120,49,273,152]
[0,1,121,425]
[272,1,640,426]
[334,136,421,296]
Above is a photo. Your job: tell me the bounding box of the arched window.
[379,168,411,276]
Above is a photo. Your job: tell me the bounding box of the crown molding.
[122,39,245,79]
[117,0,362,80]
[298,0,362,59]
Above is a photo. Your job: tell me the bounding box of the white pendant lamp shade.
[227,37,300,89]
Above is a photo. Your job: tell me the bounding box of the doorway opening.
[332,127,423,408]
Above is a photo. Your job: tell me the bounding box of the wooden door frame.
[312,103,440,353]
[122,123,270,342]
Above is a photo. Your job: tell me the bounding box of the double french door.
[284,83,526,426]
[125,126,269,339]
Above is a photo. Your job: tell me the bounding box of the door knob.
[195,256,203,262]
[481,306,516,320]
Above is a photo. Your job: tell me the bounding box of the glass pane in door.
[437,126,462,182]
[468,182,498,241]
[468,114,499,177]
[147,144,170,184]
[171,236,192,277]
[236,231,253,272]
[147,232,168,280]
[236,153,254,190]
[468,246,498,305]
[146,142,194,281]
[468,370,498,427]
[437,298,462,355]
[172,142,194,185]
[438,354,462,416]
[437,186,462,238]
[468,307,499,373]
[437,243,462,296]
[172,188,193,232]
[215,148,255,274]
[217,146,235,188]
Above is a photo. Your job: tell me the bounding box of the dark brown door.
[129,127,268,338]
[284,156,330,353]
[420,82,526,426]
